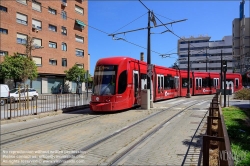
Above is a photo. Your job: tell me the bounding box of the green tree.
[64,64,91,82]
[0,53,38,86]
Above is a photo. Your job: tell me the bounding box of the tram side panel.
[192,72,211,95]
[153,65,180,101]
[223,73,243,93]
[179,70,193,97]
[209,72,221,94]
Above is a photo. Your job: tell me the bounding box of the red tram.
[90,57,242,112]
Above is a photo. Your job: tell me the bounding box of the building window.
[62,58,67,67]
[49,59,57,65]
[61,11,67,20]
[16,0,27,5]
[0,5,8,12]
[33,38,42,47]
[75,19,85,29]
[32,19,42,30]
[32,0,41,12]
[49,24,57,32]
[16,33,27,44]
[61,43,67,51]
[75,5,83,15]
[61,26,67,35]
[75,49,84,57]
[48,7,56,15]
[49,41,57,48]
[32,57,42,66]
[16,13,27,25]
[76,63,83,68]
[75,35,84,43]
[0,50,8,56]
[0,28,8,34]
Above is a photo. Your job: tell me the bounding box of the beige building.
[232,0,250,74]
[178,35,234,73]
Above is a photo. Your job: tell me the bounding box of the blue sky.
[88,0,249,75]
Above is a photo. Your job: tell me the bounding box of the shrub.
[234,88,250,100]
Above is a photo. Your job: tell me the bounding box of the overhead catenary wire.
[138,0,216,55]
[112,12,148,34]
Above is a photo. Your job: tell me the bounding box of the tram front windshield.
[93,65,117,95]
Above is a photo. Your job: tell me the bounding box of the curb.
[1,105,90,125]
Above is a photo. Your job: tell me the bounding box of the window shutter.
[32,57,42,65]
[75,6,83,14]
[17,33,27,39]
[32,19,41,27]
[16,13,27,21]
[32,1,41,11]
[33,38,42,46]
[17,0,27,4]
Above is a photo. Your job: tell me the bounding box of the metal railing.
[202,93,234,166]
[0,93,90,120]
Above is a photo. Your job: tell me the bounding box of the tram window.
[169,77,174,89]
[202,77,210,88]
[164,76,169,89]
[118,70,127,94]
[236,79,239,88]
[210,79,214,87]
[182,78,192,88]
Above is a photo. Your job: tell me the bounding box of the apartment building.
[232,0,250,74]
[177,35,234,73]
[0,0,88,94]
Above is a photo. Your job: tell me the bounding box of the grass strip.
[223,106,250,166]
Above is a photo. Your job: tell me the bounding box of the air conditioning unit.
[62,2,67,6]
[32,24,36,28]
[32,24,38,31]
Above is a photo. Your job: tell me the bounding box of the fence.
[0,93,90,120]
[202,93,234,166]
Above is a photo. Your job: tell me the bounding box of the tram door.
[195,77,202,94]
[133,70,139,105]
[213,78,219,89]
[157,74,164,99]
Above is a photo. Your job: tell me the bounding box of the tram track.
[54,100,209,165]
[0,109,104,145]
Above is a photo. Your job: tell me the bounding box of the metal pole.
[224,71,226,107]
[147,11,152,107]
[86,70,89,99]
[186,41,191,98]
[220,50,223,90]
[206,47,207,72]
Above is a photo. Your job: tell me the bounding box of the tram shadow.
[62,105,136,115]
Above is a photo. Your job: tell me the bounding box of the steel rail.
[1,106,90,135]
[55,100,207,166]
[110,100,208,165]
[181,109,209,166]
[1,113,103,145]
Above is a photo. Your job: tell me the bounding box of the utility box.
[141,89,150,110]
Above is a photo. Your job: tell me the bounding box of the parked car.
[0,84,9,106]
[9,88,39,102]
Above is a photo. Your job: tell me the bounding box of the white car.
[1,84,10,106]
[9,88,39,102]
